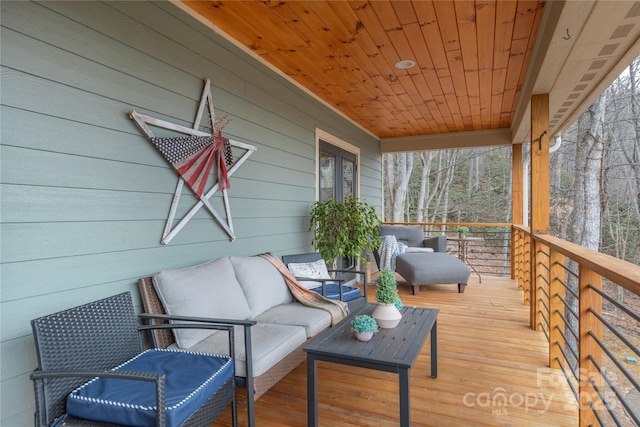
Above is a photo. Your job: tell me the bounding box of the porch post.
[530,94,549,330]
[578,266,602,426]
[511,143,523,280]
[549,250,566,369]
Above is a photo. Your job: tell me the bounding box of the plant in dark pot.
[457,226,469,239]
[372,267,402,328]
[350,314,378,342]
[309,197,381,270]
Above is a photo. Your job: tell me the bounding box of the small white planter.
[372,303,402,328]
[354,331,374,342]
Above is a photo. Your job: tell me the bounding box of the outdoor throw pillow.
[287,259,331,290]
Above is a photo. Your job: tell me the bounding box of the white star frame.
[129,78,256,244]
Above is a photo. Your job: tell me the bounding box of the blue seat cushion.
[66,348,233,427]
[310,283,361,302]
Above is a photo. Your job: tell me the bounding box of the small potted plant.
[350,314,378,342]
[372,268,402,328]
[457,226,469,239]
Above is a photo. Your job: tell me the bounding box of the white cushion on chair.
[287,259,330,289]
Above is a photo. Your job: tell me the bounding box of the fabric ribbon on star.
[150,131,230,198]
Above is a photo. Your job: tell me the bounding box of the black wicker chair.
[30,292,237,427]
[281,252,368,309]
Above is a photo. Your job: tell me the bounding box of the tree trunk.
[385,153,414,221]
[624,57,640,222]
[436,150,458,227]
[571,93,606,250]
[565,91,607,370]
[417,152,435,222]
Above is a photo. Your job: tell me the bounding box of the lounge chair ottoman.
[395,252,471,295]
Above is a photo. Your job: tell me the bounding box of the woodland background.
[383,55,640,267]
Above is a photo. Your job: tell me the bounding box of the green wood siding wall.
[0,1,382,424]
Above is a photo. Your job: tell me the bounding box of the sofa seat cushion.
[188,323,307,378]
[67,349,233,427]
[252,302,331,338]
[153,257,252,348]
[229,256,293,317]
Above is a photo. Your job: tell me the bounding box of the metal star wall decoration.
[129,78,256,244]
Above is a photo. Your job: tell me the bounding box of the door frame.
[314,128,360,202]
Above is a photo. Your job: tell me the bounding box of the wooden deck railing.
[384,222,640,426]
[513,225,640,427]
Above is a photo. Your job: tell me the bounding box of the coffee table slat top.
[304,305,439,369]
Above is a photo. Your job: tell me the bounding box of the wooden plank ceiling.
[184,1,544,140]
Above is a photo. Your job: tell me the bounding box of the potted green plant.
[457,226,469,239]
[309,197,381,269]
[372,268,402,328]
[350,314,378,342]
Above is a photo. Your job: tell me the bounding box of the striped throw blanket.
[379,235,407,271]
[258,253,349,325]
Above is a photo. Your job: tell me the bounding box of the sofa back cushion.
[153,257,252,348]
[229,256,293,317]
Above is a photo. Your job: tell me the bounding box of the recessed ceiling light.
[395,60,416,69]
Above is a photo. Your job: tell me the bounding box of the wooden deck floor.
[213,275,579,426]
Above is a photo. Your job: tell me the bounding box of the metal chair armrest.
[31,369,167,427]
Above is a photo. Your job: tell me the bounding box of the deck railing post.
[512,228,522,288]
[539,243,550,333]
[514,230,525,289]
[549,250,565,369]
[531,240,548,331]
[578,265,602,427]
[524,232,532,306]
[512,227,523,282]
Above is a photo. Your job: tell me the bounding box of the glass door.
[319,140,357,272]
[319,141,356,202]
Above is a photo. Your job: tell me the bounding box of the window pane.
[342,158,355,198]
[320,151,335,202]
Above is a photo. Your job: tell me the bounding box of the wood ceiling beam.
[380,128,512,153]
[511,0,578,144]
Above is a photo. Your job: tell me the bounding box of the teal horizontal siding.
[0,1,381,424]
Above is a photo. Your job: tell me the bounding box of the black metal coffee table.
[304,304,438,426]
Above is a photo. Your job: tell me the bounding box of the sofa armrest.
[139,313,255,328]
[139,313,251,358]
[294,276,345,284]
[423,235,446,252]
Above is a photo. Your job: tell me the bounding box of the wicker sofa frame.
[30,291,236,427]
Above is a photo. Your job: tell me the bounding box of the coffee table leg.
[399,367,410,426]
[431,320,438,378]
[307,354,318,426]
